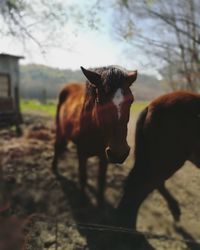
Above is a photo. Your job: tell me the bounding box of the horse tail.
[55,88,69,153]
[56,88,68,127]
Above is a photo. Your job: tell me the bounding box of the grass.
[20,99,149,117]
[20,99,56,117]
[131,101,149,114]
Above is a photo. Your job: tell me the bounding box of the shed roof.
[0,53,24,60]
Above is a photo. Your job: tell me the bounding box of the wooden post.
[14,86,22,136]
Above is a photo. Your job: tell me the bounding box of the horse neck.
[81,87,99,129]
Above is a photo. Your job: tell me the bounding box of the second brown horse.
[117,91,200,229]
[52,66,137,204]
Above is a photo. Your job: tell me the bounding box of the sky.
[0,0,162,79]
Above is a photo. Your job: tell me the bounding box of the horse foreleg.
[78,153,87,196]
[158,184,181,222]
[116,169,155,229]
[97,156,108,206]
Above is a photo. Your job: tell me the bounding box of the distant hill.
[20,64,84,100]
[132,73,168,100]
[20,64,167,101]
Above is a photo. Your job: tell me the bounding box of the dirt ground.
[0,112,200,250]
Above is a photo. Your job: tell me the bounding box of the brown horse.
[117,91,200,229]
[52,66,137,204]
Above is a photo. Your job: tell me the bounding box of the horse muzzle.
[105,145,130,164]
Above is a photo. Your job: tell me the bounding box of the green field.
[20,99,148,117]
[131,101,148,114]
[20,99,57,116]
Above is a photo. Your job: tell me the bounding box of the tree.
[111,0,200,91]
[0,0,98,53]
[0,0,69,50]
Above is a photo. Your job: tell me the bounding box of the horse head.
[81,66,137,163]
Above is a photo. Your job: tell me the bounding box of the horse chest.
[76,131,105,156]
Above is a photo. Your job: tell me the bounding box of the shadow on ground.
[1,114,200,250]
[56,174,155,250]
[174,225,200,250]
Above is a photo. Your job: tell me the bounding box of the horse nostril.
[105,146,129,164]
[126,146,130,155]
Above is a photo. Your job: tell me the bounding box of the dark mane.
[84,66,128,109]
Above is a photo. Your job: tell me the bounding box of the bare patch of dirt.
[0,113,200,250]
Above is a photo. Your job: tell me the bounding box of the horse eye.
[126,95,133,104]
[130,96,134,103]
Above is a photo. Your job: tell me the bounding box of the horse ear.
[126,70,137,86]
[80,66,101,87]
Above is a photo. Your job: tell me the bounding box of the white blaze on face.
[112,88,124,119]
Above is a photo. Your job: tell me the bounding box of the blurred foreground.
[0,107,200,249]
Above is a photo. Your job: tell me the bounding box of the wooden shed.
[0,53,23,134]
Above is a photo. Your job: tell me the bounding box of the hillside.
[20,64,84,100]
[132,73,168,100]
[20,64,167,101]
